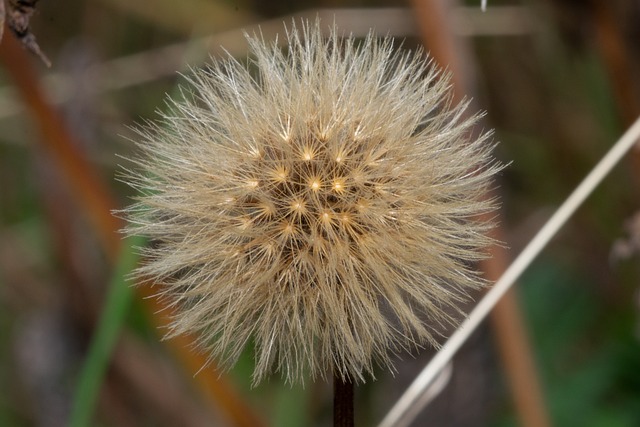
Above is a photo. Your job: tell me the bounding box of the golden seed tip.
[259,203,273,214]
[310,179,321,191]
[357,198,370,211]
[281,221,296,235]
[272,166,288,182]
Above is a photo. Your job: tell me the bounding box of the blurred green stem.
[69,236,144,427]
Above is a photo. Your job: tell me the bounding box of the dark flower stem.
[333,373,354,427]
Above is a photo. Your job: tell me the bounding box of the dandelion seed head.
[124,19,501,385]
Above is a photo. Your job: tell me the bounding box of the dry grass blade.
[379,116,640,427]
[409,1,550,425]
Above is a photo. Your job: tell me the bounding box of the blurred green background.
[0,0,639,426]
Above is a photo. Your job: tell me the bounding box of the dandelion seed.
[309,178,322,191]
[332,179,345,193]
[124,19,501,386]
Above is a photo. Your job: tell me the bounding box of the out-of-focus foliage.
[0,0,639,426]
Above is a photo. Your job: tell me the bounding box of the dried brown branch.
[136,281,267,427]
[111,332,219,427]
[3,0,50,66]
[592,2,640,185]
[409,1,551,426]
[0,30,121,260]
[0,29,265,427]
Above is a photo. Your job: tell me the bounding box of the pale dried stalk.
[378,115,640,427]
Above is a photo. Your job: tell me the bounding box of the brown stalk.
[408,0,475,106]
[593,3,640,127]
[136,281,266,427]
[483,227,551,427]
[29,86,213,427]
[111,332,218,427]
[0,26,122,261]
[409,1,551,426]
[333,373,354,427]
[0,28,264,427]
[592,3,640,183]
[35,150,102,320]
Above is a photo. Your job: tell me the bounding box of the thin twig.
[378,115,640,427]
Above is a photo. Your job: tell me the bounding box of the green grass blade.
[69,235,144,427]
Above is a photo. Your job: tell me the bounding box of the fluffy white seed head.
[124,19,501,385]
